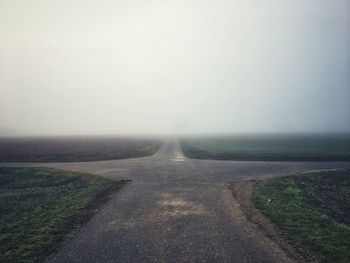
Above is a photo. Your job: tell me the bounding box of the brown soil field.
[0,136,162,162]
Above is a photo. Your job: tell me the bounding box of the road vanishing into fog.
[7,138,350,263]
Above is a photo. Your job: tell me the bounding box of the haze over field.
[0,0,349,136]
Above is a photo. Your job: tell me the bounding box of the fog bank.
[1,0,349,135]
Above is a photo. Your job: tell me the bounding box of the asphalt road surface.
[3,138,350,263]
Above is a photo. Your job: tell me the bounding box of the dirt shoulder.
[228,180,313,263]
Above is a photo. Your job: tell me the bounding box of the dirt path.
[2,138,350,262]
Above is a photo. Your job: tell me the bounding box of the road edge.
[227,180,313,263]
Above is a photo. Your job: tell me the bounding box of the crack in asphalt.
[3,138,350,263]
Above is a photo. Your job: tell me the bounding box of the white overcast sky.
[0,0,349,135]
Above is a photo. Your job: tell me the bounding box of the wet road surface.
[3,139,350,262]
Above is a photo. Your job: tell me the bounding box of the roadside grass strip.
[0,167,125,263]
[253,169,350,262]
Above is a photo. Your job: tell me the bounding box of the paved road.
[5,139,350,262]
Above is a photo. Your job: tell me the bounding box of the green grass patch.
[253,169,350,262]
[180,134,350,161]
[0,167,126,263]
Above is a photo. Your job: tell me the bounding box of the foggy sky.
[1,0,349,135]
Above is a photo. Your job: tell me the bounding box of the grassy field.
[180,134,350,161]
[253,169,350,262]
[0,167,126,262]
[0,136,162,163]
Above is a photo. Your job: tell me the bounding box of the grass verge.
[253,169,350,262]
[0,167,127,262]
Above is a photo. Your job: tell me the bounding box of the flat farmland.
[180,134,350,162]
[0,136,162,163]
